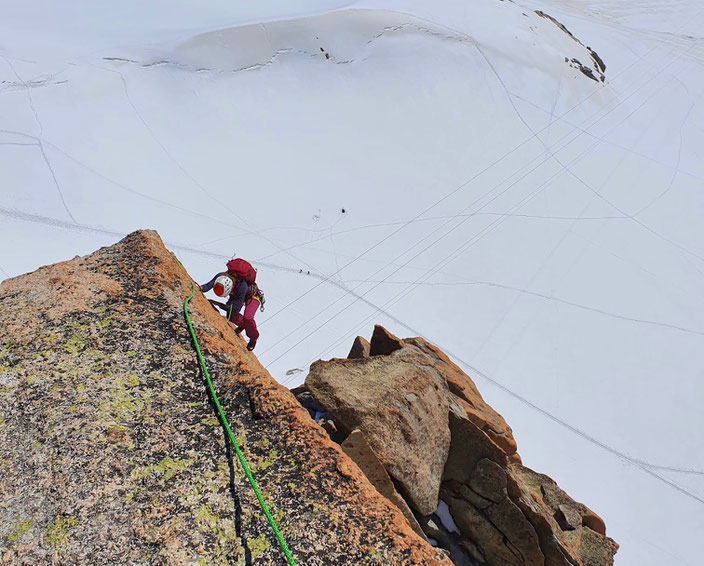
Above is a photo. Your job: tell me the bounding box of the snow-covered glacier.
[1,0,703,564]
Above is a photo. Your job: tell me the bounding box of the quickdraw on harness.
[248,282,266,312]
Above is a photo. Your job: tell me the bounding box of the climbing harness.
[183,281,296,566]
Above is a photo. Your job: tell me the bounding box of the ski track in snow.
[263,46,704,367]
[94,60,358,286]
[464,23,704,265]
[634,101,695,215]
[11,6,701,368]
[337,277,704,335]
[3,3,704,564]
[8,195,700,345]
[1,56,78,224]
[291,49,704,360]
[0,128,255,234]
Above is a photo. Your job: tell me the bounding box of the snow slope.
[1,0,703,564]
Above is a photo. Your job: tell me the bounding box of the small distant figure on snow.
[199,258,265,351]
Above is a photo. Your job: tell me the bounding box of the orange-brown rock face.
[307,347,452,516]
[301,326,619,566]
[0,231,450,566]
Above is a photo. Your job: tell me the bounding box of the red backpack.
[226,258,257,284]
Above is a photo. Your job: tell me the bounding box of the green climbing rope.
[184,281,296,566]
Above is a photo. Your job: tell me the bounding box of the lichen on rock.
[0,230,449,565]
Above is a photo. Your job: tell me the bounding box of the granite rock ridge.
[296,326,619,566]
[0,230,450,565]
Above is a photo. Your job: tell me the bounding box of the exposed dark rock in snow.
[588,46,606,73]
[536,10,606,82]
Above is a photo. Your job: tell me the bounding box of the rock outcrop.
[307,345,452,516]
[0,231,450,565]
[347,336,371,359]
[298,326,619,566]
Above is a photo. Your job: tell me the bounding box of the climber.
[199,259,263,351]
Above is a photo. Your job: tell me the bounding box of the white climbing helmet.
[213,275,234,297]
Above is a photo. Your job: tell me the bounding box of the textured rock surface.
[347,336,371,359]
[307,344,452,515]
[0,231,450,566]
[369,325,406,356]
[340,429,424,537]
[303,327,618,566]
[404,337,518,461]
